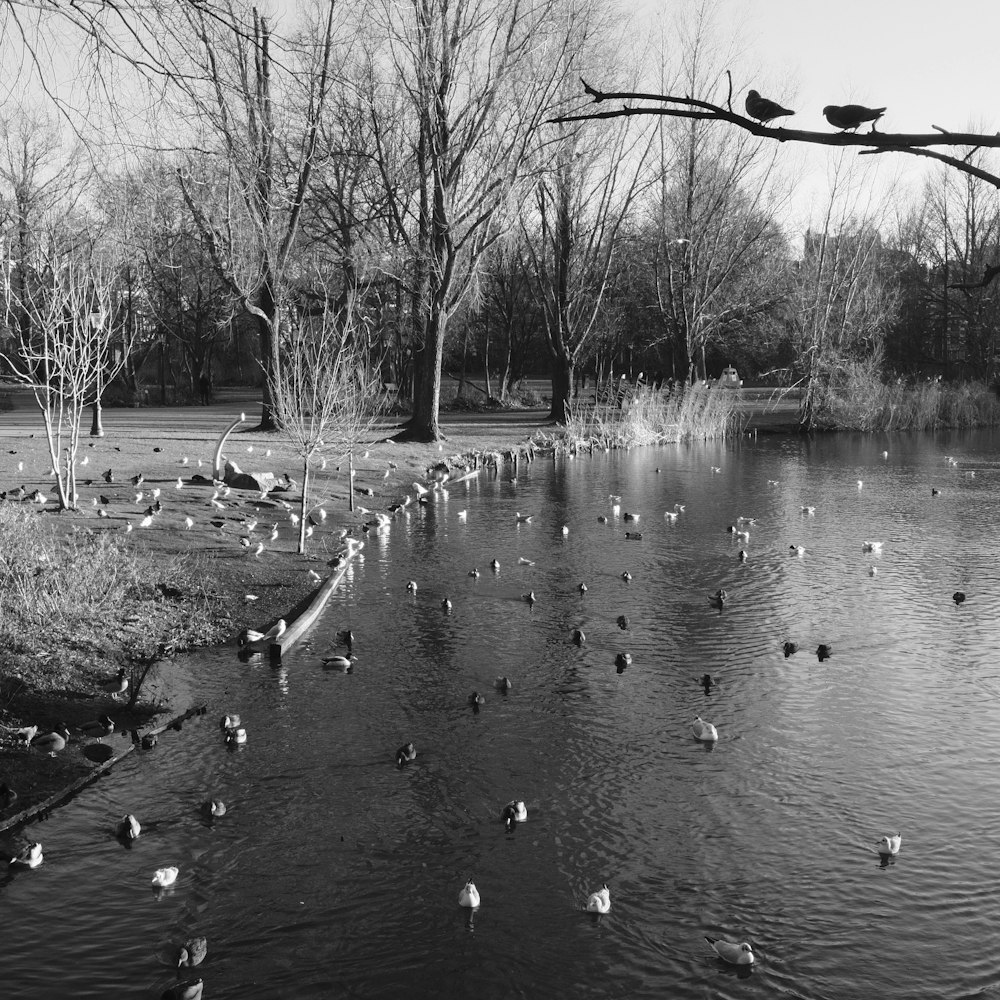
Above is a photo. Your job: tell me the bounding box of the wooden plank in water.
[270,555,355,660]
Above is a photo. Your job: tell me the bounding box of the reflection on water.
[6,429,1000,999]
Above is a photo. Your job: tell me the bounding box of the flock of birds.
[363,450,935,971]
[3,441,943,982]
[744,88,887,132]
[3,709,241,1000]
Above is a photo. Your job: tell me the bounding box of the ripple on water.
[8,432,1000,999]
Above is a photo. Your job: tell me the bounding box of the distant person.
[199,372,213,405]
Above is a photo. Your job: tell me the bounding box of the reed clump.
[556,384,737,451]
[813,366,1000,431]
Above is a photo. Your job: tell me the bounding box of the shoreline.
[0,388,799,823]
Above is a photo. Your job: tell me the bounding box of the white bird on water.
[585,883,611,913]
[876,832,902,856]
[692,717,718,742]
[458,880,480,907]
[705,937,755,965]
[152,866,179,887]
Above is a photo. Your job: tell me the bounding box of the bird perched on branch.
[823,103,886,131]
[745,89,794,124]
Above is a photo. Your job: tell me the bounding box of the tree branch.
[560,79,1000,157]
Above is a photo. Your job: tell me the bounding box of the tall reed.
[812,366,1000,431]
[558,383,737,451]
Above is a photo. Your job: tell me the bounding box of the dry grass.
[556,384,737,450]
[812,366,1000,431]
[0,506,228,696]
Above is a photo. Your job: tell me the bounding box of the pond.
[6,428,1000,999]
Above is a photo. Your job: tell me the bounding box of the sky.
[709,0,998,135]
[630,0,1000,231]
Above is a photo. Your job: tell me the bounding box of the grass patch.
[0,507,230,700]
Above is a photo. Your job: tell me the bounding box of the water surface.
[6,429,1000,999]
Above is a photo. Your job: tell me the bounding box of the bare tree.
[787,156,900,425]
[269,297,385,554]
[172,2,339,430]
[0,245,133,509]
[367,0,571,441]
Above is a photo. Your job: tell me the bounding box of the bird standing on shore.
[745,89,794,124]
[823,103,886,131]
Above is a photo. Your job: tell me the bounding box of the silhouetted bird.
[745,89,794,124]
[953,591,966,605]
[783,641,798,658]
[816,643,832,661]
[823,103,886,131]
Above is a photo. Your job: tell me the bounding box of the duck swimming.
[9,841,43,868]
[458,879,480,907]
[225,726,247,745]
[621,571,632,582]
[578,582,588,593]
[494,676,512,692]
[709,589,727,609]
[572,629,586,646]
[396,742,417,767]
[816,644,832,661]
[501,800,527,830]
[116,814,141,841]
[201,798,227,818]
[585,883,611,913]
[617,615,630,630]
[615,652,632,672]
[876,832,902,856]
[161,979,203,1000]
[692,717,719,742]
[783,641,798,658]
[177,936,208,967]
[152,866,179,887]
[468,691,485,707]
[490,559,500,572]
[219,713,241,731]
[406,580,418,593]
[705,937,754,965]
